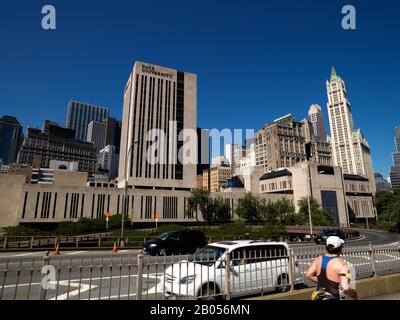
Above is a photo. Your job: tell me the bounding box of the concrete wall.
[0,175,25,227]
[53,171,88,187]
[0,174,293,227]
[247,273,400,300]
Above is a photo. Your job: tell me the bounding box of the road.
[0,230,399,300]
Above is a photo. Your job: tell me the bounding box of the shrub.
[156,224,187,234]
[2,225,43,237]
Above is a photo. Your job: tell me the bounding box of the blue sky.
[1,0,399,178]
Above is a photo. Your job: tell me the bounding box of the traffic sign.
[155,213,160,220]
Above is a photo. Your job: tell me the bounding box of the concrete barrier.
[247,274,400,300]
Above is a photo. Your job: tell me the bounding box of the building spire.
[330,66,338,82]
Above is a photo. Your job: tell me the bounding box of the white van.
[162,240,298,300]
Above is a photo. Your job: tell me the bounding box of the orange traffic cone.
[112,242,118,254]
[54,243,60,256]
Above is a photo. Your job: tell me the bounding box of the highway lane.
[0,230,399,300]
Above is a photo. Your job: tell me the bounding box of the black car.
[143,230,208,256]
[314,229,346,244]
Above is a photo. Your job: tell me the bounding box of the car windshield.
[188,246,226,266]
[158,232,174,241]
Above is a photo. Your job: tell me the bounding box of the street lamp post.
[121,139,139,247]
[306,176,314,238]
[305,167,325,239]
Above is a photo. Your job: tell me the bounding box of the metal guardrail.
[1,241,399,300]
[1,233,112,250]
[0,226,360,251]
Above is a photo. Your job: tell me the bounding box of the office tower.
[211,155,228,168]
[390,127,400,190]
[66,100,109,142]
[308,104,327,142]
[374,173,392,192]
[202,165,231,192]
[104,117,121,154]
[17,121,97,173]
[326,67,375,185]
[301,119,332,166]
[255,114,331,172]
[225,144,246,176]
[197,127,210,175]
[98,145,119,180]
[118,61,197,190]
[0,115,23,165]
[87,121,106,152]
[254,114,308,172]
[239,142,256,175]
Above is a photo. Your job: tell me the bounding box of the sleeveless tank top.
[317,255,341,299]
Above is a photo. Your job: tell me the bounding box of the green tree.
[236,193,263,223]
[376,190,400,233]
[274,199,296,224]
[210,197,231,224]
[261,223,288,241]
[187,189,212,225]
[219,218,249,238]
[261,199,296,225]
[297,197,335,226]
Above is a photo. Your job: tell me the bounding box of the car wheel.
[158,248,167,256]
[276,274,290,293]
[198,284,219,300]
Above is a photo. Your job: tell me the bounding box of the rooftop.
[260,169,292,181]
[343,174,369,182]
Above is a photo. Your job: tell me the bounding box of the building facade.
[118,62,197,190]
[17,121,97,173]
[87,121,106,152]
[225,144,246,176]
[239,142,257,175]
[326,67,375,189]
[98,145,119,180]
[259,162,376,226]
[104,117,122,154]
[390,127,400,191]
[254,114,308,172]
[0,115,23,165]
[197,127,210,175]
[66,101,109,142]
[374,173,392,192]
[0,174,280,228]
[308,104,327,142]
[302,119,332,166]
[204,165,232,193]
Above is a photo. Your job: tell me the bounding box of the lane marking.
[49,282,98,300]
[65,251,87,256]
[0,252,45,258]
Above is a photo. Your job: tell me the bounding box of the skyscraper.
[0,115,23,165]
[308,104,327,142]
[374,173,392,192]
[66,101,109,142]
[225,144,246,176]
[389,127,400,190]
[104,117,121,154]
[87,121,106,152]
[326,67,375,187]
[118,61,197,190]
[98,145,119,180]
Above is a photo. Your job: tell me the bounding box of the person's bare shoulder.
[333,258,348,271]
